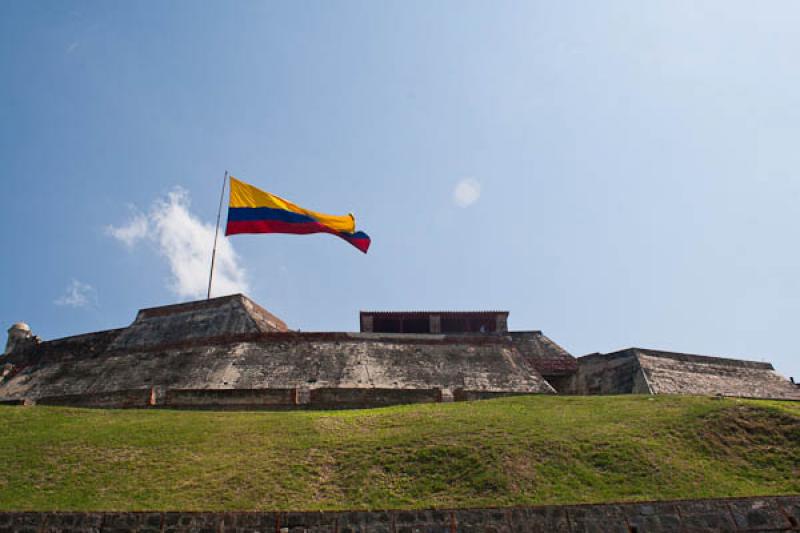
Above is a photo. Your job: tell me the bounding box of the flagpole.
[207,170,228,300]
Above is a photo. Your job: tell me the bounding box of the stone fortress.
[1,294,798,408]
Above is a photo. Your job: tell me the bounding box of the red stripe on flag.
[226,220,370,253]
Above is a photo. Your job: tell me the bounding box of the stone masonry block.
[282,511,337,532]
[621,502,682,533]
[674,501,737,532]
[337,511,392,533]
[454,508,510,533]
[567,505,629,533]
[41,512,104,532]
[508,506,570,533]
[393,509,452,533]
[775,497,800,530]
[728,498,791,530]
[161,512,222,532]
[221,512,277,531]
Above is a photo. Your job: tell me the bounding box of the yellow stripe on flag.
[228,176,356,233]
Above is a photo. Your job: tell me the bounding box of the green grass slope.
[0,395,798,511]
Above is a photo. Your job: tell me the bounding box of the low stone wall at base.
[7,388,536,410]
[163,388,297,409]
[0,399,25,406]
[309,387,442,409]
[451,389,529,402]
[1,496,798,532]
[36,389,153,408]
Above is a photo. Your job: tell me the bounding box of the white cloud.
[106,187,249,299]
[453,178,481,208]
[55,279,97,308]
[66,42,79,54]
[105,210,149,247]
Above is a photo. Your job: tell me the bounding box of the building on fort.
[1,294,798,409]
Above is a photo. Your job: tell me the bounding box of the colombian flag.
[225,177,371,253]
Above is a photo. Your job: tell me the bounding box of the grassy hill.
[0,395,798,511]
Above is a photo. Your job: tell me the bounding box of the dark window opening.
[441,317,496,333]
[365,312,505,334]
[441,317,467,333]
[403,317,430,333]
[468,318,496,333]
[373,317,402,333]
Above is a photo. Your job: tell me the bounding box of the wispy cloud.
[453,178,481,208]
[55,279,98,308]
[66,42,79,54]
[106,187,249,299]
[105,208,148,247]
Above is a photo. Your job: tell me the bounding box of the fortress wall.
[21,387,544,409]
[109,295,282,351]
[569,352,651,395]
[0,336,553,403]
[11,385,553,411]
[638,352,800,400]
[37,389,152,409]
[163,388,297,409]
[3,329,124,366]
[309,387,441,408]
[510,331,577,378]
[452,389,532,401]
[633,348,776,370]
[0,399,25,405]
[569,349,800,400]
[1,496,798,532]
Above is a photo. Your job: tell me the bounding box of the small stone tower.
[4,322,38,355]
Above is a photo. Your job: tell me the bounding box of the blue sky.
[2,1,800,379]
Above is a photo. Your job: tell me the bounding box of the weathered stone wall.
[1,496,797,532]
[0,333,554,404]
[637,350,800,400]
[567,352,651,395]
[37,389,153,408]
[109,295,286,351]
[0,294,579,408]
[2,329,124,365]
[569,349,800,400]
[309,387,441,408]
[163,388,297,409]
[451,389,530,402]
[509,331,577,379]
[19,387,537,410]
